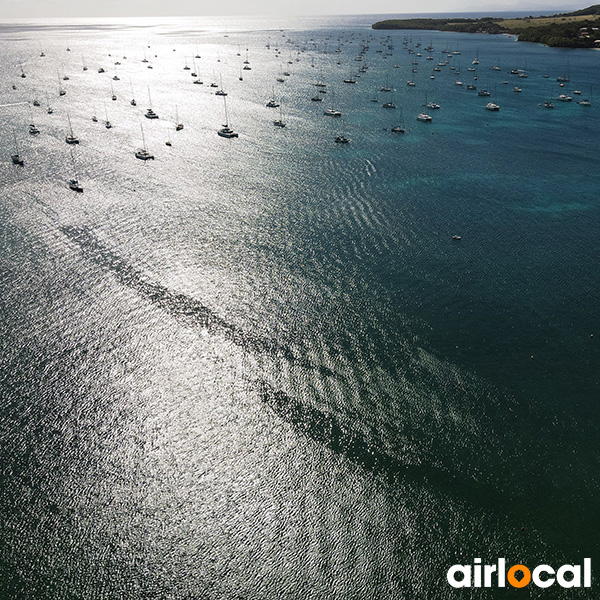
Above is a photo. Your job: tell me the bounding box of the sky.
[0,0,589,19]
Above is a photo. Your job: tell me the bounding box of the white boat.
[216,75,227,96]
[68,149,83,192]
[417,113,432,122]
[135,124,154,160]
[383,93,396,109]
[485,102,500,111]
[68,178,83,192]
[145,87,159,118]
[104,104,112,128]
[273,102,286,127]
[266,87,280,108]
[65,113,79,144]
[130,79,137,105]
[217,96,238,138]
[423,94,440,109]
[324,107,341,117]
[11,133,24,165]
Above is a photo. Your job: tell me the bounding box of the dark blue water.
[1,14,599,599]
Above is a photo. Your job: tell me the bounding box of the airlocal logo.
[447,558,592,589]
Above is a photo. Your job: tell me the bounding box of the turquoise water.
[0,14,599,599]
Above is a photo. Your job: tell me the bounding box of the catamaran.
[135,124,155,160]
[11,133,24,165]
[65,112,79,144]
[217,96,238,138]
[68,149,83,192]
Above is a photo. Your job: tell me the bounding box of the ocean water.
[0,14,599,599]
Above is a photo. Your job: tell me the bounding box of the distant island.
[372,4,600,48]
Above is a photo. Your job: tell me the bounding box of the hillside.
[372,5,600,48]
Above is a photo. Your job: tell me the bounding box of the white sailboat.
[130,79,137,106]
[135,124,155,160]
[104,103,112,128]
[145,87,159,119]
[266,87,279,108]
[216,74,227,96]
[175,106,183,131]
[65,112,80,144]
[68,148,83,192]
[334,120,350,143]
[217,95,238,138]
[273,101,286,127]
[324,88,341,117]
[11,132,24,165]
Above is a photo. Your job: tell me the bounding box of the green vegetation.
[517,17,600,47]
[372,5,600,48]
[372,17,504,34]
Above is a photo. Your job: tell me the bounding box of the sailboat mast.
[223,95,230,126]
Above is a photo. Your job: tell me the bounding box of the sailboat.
[110,80,117,101]
[391,108,406,133]
[380,74,392,93]
[58,73,66,96]
[324,88,341,116]
[334,120,350,143]
[175,106,183,130]
[11,132,24,165]
[266,87,279,108]
[135,124,155,160]
[28,105,40,134]
[273,101,286,127]
[104,103,112,128]
[217,95,238,138]
[68,149,83,192]
[423,92,440,110]
[383,91,396,109]
[145,87,158,118]
[130,79,137,105]
[578,85,593,106]
[65,112,80,144]
[215,74,227,96]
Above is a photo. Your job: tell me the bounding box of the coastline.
[372,5,600,48]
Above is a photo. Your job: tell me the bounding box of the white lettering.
[532,565,555,588]
[557,565,581,588]
[584,558,591,587]
[483,564,497,587]
[498,558,505,587]
[447,565,471,588]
